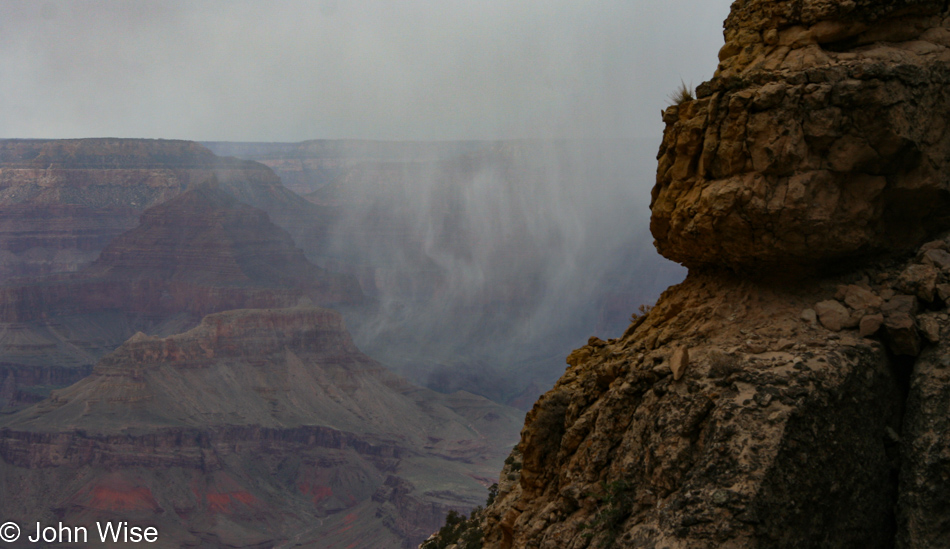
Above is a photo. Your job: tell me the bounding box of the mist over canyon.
[205,139,685,406]
[0,136,683,546]
[0,2,733,547]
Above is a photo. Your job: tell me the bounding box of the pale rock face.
[651,1,950,273]
[480,269,910,549]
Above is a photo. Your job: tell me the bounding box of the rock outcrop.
[651,0,950,273]
[0,307,522,548]
[467,2,950,548]
[0,182,362,325]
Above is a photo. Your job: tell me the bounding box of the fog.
[1,0,732,141]
[4,0,734,404]
[271,139,687,405]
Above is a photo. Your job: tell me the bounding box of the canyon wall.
[0,138,333,279]
[0,307,522,548]
[0,182,363,411]
[461,2,950,548]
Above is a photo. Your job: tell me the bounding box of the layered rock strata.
[0,138,333,278]
[0,184,362,410]
[463,1,950,548]
[1,183,362,321]
[0,307,522,548]
[651,0,950,272]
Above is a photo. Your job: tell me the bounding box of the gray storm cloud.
[0,0,732,141]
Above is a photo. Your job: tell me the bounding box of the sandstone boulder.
[842,284,884,311]
[938,283,950,304]
[816,299,850,331]
[882,294,920,315]
[860,313,885,338]
[917,313,942,343]
[922,248,950,272]
[670,347,690,380]
[898,264,939,302]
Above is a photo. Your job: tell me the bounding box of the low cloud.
[0,0,732,141]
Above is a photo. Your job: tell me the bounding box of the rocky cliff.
[0,307,522,548]
[0,138,334,278]
[465,2,950,548]
[652,0,950,273]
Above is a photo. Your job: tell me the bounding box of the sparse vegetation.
[668,80,694,106]
[630,303,654,324]
[421,509,483,549]
[486,483,499,506]
[421,483,499,549]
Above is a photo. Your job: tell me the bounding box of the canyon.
[0,105,682,549]
[0,139,527,547]
[0,181,362,412]
[419,1,950,548]
[0,138,323,279]
[1,138,682,410]
[0,306,521,548]
[205,139,684,405]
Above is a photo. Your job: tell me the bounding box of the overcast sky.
[0,0,733,142]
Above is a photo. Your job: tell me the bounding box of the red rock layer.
[0,138,331,278]
[0,307,522,548]
[0,184,363,324]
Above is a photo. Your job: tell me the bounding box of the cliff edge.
[653,0,950,273]
[460,2,950,548]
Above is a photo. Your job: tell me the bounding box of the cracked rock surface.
[460,1,950,548]
[651,0,950,273]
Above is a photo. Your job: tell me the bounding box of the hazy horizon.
[1,0,733,142]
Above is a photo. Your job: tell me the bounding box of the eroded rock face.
[0,184,362,323]
[0,307,523,548]
[480,271,908,548]
[651,2,950,273]
[0,184,362,412]
[472,229,950,547]
[465,2,950,548]
[0,138,333,278]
